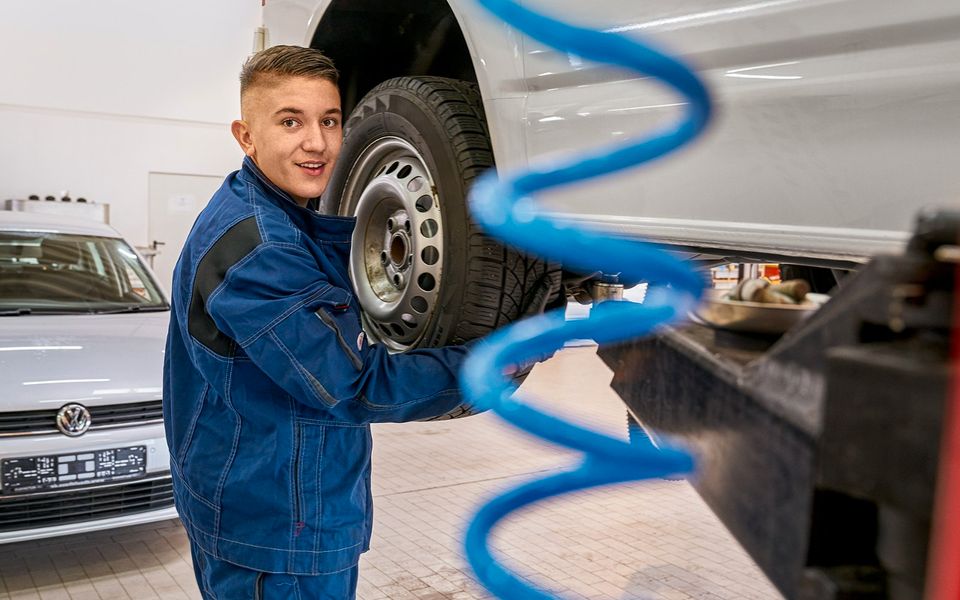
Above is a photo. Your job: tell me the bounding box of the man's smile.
[296,161,326,176]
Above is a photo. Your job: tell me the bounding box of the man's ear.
[231,120,256,158]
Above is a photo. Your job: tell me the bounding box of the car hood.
[0,312,169,412]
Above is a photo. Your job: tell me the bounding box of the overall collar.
[241,156,318,209]
[240,156,355,241]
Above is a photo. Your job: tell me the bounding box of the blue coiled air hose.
[460,1,714,598]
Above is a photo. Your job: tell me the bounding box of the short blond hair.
[240,45,339,97]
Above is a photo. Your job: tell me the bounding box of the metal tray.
[692,289,829,334]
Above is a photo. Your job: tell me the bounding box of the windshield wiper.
[0,308,32,316]
[91,305,169,315]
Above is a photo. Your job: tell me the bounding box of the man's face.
[232,75,343,206]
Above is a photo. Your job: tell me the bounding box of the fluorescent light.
[607,0,801,32]
[609,102,686,112]
[22,378,110,386]
[726,73,802,80]
[727,61,800,72]
[93,388,132,395]
[0,346,83,352]
[726,61,803,80]
[91,386,162,395]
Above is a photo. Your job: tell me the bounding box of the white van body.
[262,0,960,264]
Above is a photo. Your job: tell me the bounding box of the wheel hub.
[343,138,444,351]
[383,210,412,279]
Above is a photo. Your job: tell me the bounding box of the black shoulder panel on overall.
[188,217,262,357]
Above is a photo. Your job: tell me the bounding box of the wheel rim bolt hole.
[418,273,436,292]
[411,296,428,313]
[420,219,438,238]
[415,195,433,213]
[421,246,439,266]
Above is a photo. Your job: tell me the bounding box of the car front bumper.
[0,424,176,544]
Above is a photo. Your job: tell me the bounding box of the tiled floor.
[0,346,783,599]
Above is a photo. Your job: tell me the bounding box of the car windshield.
[0,230,168,314]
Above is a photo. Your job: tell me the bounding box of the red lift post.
[927,263,960,600]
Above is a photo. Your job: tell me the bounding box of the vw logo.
[56,403,92,437]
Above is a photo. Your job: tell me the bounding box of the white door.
[147,172,223,293]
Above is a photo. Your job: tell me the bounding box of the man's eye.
[322,118,340,128]
[281,119,299,128]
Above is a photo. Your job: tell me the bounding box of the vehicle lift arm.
[599,211,958,600]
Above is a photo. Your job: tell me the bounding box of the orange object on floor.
[926,263,960,600]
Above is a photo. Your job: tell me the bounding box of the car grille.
[0,475,174,533]
[0,400,163,437]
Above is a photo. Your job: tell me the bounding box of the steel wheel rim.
[340,136,444,351]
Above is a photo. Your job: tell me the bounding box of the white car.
[262,0,960,351]
[0,210,175,544]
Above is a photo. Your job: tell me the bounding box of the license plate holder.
[1,446,147,494]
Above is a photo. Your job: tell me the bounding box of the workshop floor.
[0,345,784,600]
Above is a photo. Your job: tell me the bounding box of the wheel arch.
[307,0,524,167]
[310,0,475,117]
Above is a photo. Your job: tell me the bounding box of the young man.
[162,46,475,599]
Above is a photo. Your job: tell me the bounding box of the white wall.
[0,0,263,245]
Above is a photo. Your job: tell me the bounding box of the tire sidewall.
[323,82,481,347]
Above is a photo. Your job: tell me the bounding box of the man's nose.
[301,123,327,153]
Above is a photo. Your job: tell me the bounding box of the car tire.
[322,76,559,418]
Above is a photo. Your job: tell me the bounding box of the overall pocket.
[291,420,326,555]
[313,287,365,370]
